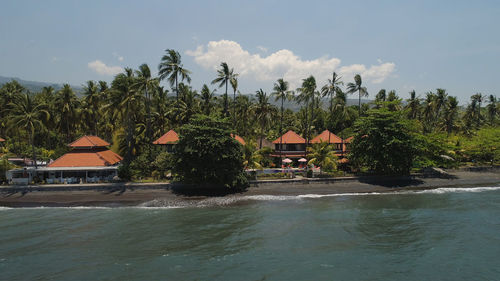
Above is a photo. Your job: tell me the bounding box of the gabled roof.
[69,136,110,148]
[311,130,343,144]
[273,130,306,144]
[231,134,246,145]
[153,130,179,145]
[48,149,122,167]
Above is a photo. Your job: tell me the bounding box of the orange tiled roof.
[69,136,110,148]
[153,130,179,145]
[311,130,342,144]
[231,134,246,145]
[48,149,122,167]
[0,137,5,142]
[344,136,354,143]
[273,130,306,144]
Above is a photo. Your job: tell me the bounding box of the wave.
[1,186,498,210]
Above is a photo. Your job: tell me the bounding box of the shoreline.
[1,169,499,208]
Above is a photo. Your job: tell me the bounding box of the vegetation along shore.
[1,48,499,191]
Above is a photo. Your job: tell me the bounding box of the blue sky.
[1,0,499,103]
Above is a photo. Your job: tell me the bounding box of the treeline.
[0,49,499,175]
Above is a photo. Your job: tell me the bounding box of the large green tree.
[349,108,421,175]
[172,115,247,189]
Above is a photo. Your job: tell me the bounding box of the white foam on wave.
[407,186,500,194]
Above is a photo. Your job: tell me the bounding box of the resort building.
[7,136,122,185]
[153,129,179,152]
[271,130,306,159]
[153,130,246,151]
[311,130,344,153]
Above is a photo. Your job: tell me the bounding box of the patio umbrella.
[282,158,292,163]
[298,158,307,162]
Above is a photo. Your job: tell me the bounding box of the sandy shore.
[1,169,499,207]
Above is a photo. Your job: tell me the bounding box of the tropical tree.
[321,72,343,114]
[374,89,386,108]
[230,77,238,126]
[405,90,420,119]
[7,93,49,168]
[82,80,100,135]
[486,95,498,125]
[243,142,263,170]
[296,76,317,147]
[434,88,448,117]
[134,63,158,142]
[471,93,484,126]
[212,62,238,117]
[54,84,79,141]
[158,49,191,100]
[200,84,216,115]
[440,96,459,135]
[252,89,276,149]
[307,141,338,174]
[346,74,368,115]
[272,78,293,159]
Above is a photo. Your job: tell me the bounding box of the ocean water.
[1,186,500,281]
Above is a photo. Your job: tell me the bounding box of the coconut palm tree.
[321,72,343,114]
[200,84,216,115]
[272,78,294,160]
[441,96,459,135]
[7,93,49,168]
[296,76,317,148]
[211,62,238,117]
[243,142,263,170]
[82,80,100,135]
[405,90,420,119]
[435,88,448,117]
[374,89,386,108]
[471,93,484,126]
[158,49,191,100]
[486,95,498,125]
[230,77,238,126]
[54,84,79,142]
[386,90,402,111]
[252,89,276,149]
[109,68,143,162]
[307,141,337,174]
[134,63,158,142]
[346,74,368,116]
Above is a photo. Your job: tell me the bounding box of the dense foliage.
[171,115,247,188]
[0,47,499,180]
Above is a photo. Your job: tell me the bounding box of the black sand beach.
[1,168,499,207]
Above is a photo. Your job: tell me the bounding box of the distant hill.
[0,76,83,94]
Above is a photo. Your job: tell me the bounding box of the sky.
[1,0,499,103]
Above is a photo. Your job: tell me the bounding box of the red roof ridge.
[153,130,179,145]
[230,133,246,145]
[311,130,342,144]
[69,136,110,148]
[273,130,305,144]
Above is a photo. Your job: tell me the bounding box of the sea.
[1,186,500,281]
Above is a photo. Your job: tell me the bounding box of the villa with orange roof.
[271,130,306,158]
[7,136,122,184]
[311,130,344,153]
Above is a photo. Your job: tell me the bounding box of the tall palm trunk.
[358,89,361,116]
[279,97,284,163]
[145,86,151,142]
[224,80,228,117]
[29,129,37,169]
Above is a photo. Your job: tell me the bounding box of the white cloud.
[186,40,396,88]
[88,60,123,76]
[257,45,268,53]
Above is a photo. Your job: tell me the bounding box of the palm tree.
[200,84,216,115]
[307,142,337,174]
[230,77,238,126]
[7,93,49,168]
[252,89,275,149]
[211,62,238,117]
[405,90,420,119]
[296,76,317,149]
[243,142,263,170]
[374,89,386,108]
[441,96,459,135]
[158,49,191,100]
[109,68,143,163]
[386,90,402,111]
[54,84,79,142]
[82,80,100,135]
[346,74,368,116]
[471,93,484,126]
[272,78,294,160]
[321,72,343,114]
[134,63,158,142]
[422,92,436,133]
[435,88,448,117]
[486,95,498,125]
